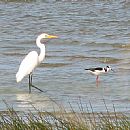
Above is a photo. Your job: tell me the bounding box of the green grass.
[0,101,130,130]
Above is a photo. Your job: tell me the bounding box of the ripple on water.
[0,0,130,113]
[97,57,122,64]
[39,63,71,68]
[2,52,25,57]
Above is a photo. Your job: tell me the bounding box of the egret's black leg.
[31,84,45,93]
[29,74,31,93]
[29,73,46,93]
[30,73,33,85]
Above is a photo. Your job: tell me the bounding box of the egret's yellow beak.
[47,35,58,39]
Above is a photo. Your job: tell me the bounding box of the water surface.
[0,0,130,112]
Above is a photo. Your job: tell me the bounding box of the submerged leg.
[29,74,31,93]
[28,73,46,93]
[96,75,99,82]
[31,84,45,93]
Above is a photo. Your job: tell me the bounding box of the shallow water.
[0,0,130,112]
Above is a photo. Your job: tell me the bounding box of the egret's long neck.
[36,37,46,64]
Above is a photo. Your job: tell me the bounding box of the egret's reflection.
[16,93,58,112]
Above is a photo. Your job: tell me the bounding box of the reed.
[0,101,130,130]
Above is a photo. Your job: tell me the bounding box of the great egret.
[85,66,114,82]
[16,33,58,93]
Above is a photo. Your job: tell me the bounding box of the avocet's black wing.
[85,67,103,72]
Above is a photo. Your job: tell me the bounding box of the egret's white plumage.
[16,51,38,82]
[16,33,57,93]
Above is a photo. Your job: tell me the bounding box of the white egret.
[16,33,58,93]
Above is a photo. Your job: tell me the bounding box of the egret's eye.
[44,34,49,38]
[44,35,47,38]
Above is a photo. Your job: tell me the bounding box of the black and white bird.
[85,66,114,82]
